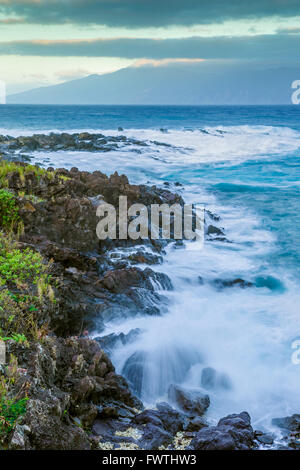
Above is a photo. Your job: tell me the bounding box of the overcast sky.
[0,0,299,93]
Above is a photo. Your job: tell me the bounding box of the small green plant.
[0,233,54,340]
[58,174,71,182]
[0,334,29,346]
[0,160,56,188]
[0,238,49,285]
[0,396,28,437]
[10,333,28,345]
[0,190,19,230]
[0,289,40,340]
[0,356,28,442]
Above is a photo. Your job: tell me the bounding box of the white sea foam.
[3,124,300,168]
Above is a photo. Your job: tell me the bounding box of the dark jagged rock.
[155,402,187,435]
[121,351,146,397]
[127,250,163,265]
[132,403,186,449]
[206,210,221,222]
[140,423,173,450]
[0,132,183,162]
[95,328,141,354]
[133,409,163,428]
[6,336,142,450]
[254,430,274,445]
[190,411,254,450]
[168,384,210,417]
[99,267,172,294]
[4,164,178,336]
[272,414,300,432]
[133,402,186,436]
[184,416,209,432]
[206,225,224,236]
[213,278,254,289]
[207,236,232,243]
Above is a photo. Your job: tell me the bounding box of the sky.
[0,0,299,94]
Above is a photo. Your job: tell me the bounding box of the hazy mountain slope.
[7,63,299,105]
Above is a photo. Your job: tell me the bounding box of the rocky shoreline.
[0,131,176,164]
[0,134,298,450]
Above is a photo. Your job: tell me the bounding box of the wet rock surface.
[0,132,156,157]
[271,414,300,449]
[190,411,254,450]
[6,337,142,450]
[95,328,141,355]
[254,430,274,446]
[213,278,254,289]
[168,384,210,417]
[272,414,300,432]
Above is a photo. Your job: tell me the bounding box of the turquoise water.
[1,104,300,428]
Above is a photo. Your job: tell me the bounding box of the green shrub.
[0,235,54,340]
[0,289,41,339]
[0,396,28,438]
[0,160,55,187]
[0,356,28,443]
[0,247,48,285]
[0,334,29,346]
[0,190,19,230]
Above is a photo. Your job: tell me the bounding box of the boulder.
[254,430,274,445]
[185,416,209,432]
[190,411,254,450]
[168,384,210,417]
[272,414,300,432]
[7,336,142,450]
[206,225,224,236]
[121,351,146,397]
[140,423,173,450]
[156,402,186,434]
[213,278,254,289]
[132,402,186,449]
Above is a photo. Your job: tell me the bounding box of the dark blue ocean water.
[1,104,300,132]
[1,104,300,422]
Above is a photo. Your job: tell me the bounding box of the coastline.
[0,132,298,450]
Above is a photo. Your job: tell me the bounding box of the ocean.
[1,104,300,431]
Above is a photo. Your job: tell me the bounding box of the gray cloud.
[277,27,300,34]
[0,34,298,60]
[1,0,300,27]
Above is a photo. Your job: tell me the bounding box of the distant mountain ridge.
[7,63,299,105]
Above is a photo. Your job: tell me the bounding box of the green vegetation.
[0,356,28,443]
[0,288,41,340]
[0,235,52,441]
[0,333,29,346]
[0,160,55,187]
[19,193,45,203]
[0,160,62,446]
[0,189,20,230]
[0,396,28,438]
[58,174,71,182]
[0,243,48,285]
[0,234,54,340]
